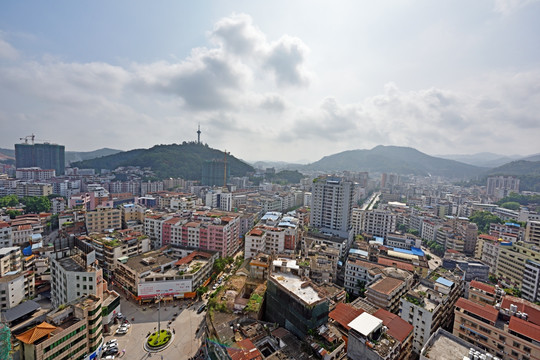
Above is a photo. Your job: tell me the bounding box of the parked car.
[115,325,128,335]
[106,339,118,347]
[197,304,206,314]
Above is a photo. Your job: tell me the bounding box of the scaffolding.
[0,323,11,360]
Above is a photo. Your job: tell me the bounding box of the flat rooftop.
[348,312,382,337]
[58,256,85,272]
[422,329,486,360]
[123,251,174,272]
[270,272,323,305]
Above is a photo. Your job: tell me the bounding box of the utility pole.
[197,124,201,144]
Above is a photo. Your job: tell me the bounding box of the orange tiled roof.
[15,322,57,344]
[501,296,540,326]
[469,280,495,295]
[329,303,364,331]
[373,308,413,343]
[227,339,263,360]
[508,316,540,342]
[377,257,415,271]
[456,298,499,324]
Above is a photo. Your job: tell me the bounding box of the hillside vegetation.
[72,142,254,180]
[302,145,484,178]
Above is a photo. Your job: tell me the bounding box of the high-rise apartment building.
[201,159,229,187]
[15,142,65,175]
[486,176,519,199]
[311,177,354,238]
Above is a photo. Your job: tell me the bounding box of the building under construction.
[201,159,230,187]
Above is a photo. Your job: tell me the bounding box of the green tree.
[500,202,520,211]
[469,211,503,234]
[22,196,51,214]
[0,195,19,208]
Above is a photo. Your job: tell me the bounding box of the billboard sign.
[138,280,192,298]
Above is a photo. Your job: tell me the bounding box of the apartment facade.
[496,242,540,289]
[400,272,464,354]
[15,295,103,360]
[85,207,122,234]
[311,177,354,238]
[453,296,540,360]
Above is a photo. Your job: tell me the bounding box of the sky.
[0,0,539,163]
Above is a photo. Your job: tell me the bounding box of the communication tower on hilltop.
[197,124,202,144]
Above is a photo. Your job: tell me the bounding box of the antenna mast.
[197,124,201,144]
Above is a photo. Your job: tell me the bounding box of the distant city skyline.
[1,1,539,162]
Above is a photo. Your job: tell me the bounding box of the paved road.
[102,297,206,359]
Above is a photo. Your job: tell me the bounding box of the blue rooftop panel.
[505,222,520,227]
[349,249,369,257]
[374,237,384,244]
[436,277,454,287]
[410,247,424,256]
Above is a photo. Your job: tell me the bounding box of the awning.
[163,296,173,301]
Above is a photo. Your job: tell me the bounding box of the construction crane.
[19,134,50,144]
[19,133,35,144]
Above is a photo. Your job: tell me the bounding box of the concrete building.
[50,246,105,308]
[311,177,354,238]
[385,233,421,250]
[265,258,329,339]
[400,271,464,354]
[344,259,384,297]
[347,312,400,360]
[15,142,65,175]
[360,209,397,239]
[80,230,151,279]
[522,259,540,303]
[15,182,53,198]
[0,273,25,310]
[526,220,540,246]
[15,167,56,181]
[442,252,490,282]
[496,241,540,289]
[486,176,519,200]
[0,246,22,276]
[365,276,407,314]
[467,280,505,306]
[85,207,122,234]
[244,212,299,259]
[420,328,493,360]
[0,222,13,248]
[14,295,103,360]
[114,247,217,301]
[453,296,540,360]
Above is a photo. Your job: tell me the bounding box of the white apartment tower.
[311,177,354,238]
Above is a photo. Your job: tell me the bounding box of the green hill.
[72,142,254,180]
[302,145,484,178]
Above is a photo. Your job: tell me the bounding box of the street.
[102,297,206,359]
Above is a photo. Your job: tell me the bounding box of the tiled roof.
[508,316,540,342]
[469,280,495,295]
[455,298,498,324]
[377,257,415,271]
[501,296,540,326]
[373,308,413,343]
[329,303,364,331]
[15,322,57,344]
[227,339,263,360]
[368,277,404,295]
[174,251,212,266]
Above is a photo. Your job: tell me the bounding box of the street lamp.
[156,294,163,335]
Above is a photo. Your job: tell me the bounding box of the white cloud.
[0,13,538,161]
[0,35,19,60]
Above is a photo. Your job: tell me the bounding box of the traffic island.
[145,330,173,352]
